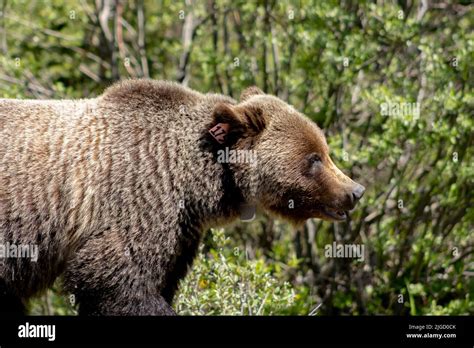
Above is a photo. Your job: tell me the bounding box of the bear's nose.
[345,183,365,209]
[351,183,365,203]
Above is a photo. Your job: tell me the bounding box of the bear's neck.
[148,100,247,302]
[181,138,246,231]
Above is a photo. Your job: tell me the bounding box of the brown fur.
[0,79,363,315]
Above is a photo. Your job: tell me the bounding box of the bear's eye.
[308,153,322,165]
[303,153,323,177]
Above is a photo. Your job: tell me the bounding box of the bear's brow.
[306,123,329,153]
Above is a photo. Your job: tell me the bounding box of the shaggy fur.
[0,79,364,315]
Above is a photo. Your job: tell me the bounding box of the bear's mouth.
[321,206,347,221]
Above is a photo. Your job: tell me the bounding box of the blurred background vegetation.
[1,0,472,315]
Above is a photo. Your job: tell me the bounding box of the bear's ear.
[240,86,264,102]
[209,103,267,145]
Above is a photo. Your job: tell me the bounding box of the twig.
[308,302,322,316]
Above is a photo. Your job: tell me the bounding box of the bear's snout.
[341,182,365,211]
[326,158,365,211]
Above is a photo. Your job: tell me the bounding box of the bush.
[176,229,302,315]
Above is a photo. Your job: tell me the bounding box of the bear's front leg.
[0,278,26,315]
[64,230,176,316]
[72,286,176,316]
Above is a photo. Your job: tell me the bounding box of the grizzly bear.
[0,80,364,315]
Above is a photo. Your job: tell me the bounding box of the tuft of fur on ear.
[240,86,264,102]
[209,103,268,146]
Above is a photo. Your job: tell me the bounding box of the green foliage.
[175,229,301,315]
[28,283,76,316]
[1,0,472,315]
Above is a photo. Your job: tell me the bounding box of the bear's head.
[209,86,365,224]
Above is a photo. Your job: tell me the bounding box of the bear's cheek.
[312,170,347,204]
